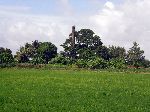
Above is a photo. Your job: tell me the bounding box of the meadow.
[0,68,150,112]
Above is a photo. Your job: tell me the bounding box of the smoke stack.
[72,26,75,47]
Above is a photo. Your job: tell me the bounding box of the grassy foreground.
[0,69,150,112]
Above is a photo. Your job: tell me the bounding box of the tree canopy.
[126,42,145,68]
[0,47,14,67]
[15,40,57,64]
[61,29,106,61]
[0,27,150,69]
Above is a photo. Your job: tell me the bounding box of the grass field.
[0,69,150,112]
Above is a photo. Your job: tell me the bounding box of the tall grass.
[0,69,150,112]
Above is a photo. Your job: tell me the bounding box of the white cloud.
[104,1,115,9]
[1,0,150,59]
[0,8,71,53]
[90,0,150,59]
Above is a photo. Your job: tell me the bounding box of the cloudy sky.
[0,0,150,59]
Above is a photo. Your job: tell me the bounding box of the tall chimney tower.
[72,26,75,48]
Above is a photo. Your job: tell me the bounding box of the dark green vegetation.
[1,27,150,69]
[15,40,57,64]
[0,48,14,67]
[0,69,150,112]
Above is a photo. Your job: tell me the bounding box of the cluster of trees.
[1,28,150,69]
[0,47,14,67]
[15,40,57,64]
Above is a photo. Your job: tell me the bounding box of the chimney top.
[72,26,75,30]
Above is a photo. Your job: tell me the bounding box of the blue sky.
[0,0,124,15]
[0,0,150,59]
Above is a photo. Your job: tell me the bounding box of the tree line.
[0,27,150,69]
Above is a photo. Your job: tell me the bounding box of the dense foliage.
[49,54,71,65]
[15,40,57,64]
[61,28,150,69]
[61,29,105,60]
[0,47,14,67]
[126,42,145,68]
[0,27,150,69]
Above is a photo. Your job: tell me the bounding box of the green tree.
[15,46,29,63]
[15,40,57,64]
[0,47,14,67]
[96,46,110,60]
[61,29,107,61]
[37,42,57,64]
[109,46,126,59]
[141,59,150,68]
[126,42,145,68]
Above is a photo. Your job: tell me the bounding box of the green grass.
[0,69,150,112]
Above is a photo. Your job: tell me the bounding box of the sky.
[0,0,150,59]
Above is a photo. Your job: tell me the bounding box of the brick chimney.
[71,26,75,48]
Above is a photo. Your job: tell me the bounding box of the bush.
[49,55,71,65]
[87,57,107,69]
[76,59,87,68]
[108,58,126,69]
[31,56,45,65]
[76,57,108,69]
[0,63,15,68]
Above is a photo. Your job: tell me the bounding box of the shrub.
[76,59,87,68]
[87,57,107,69]
[76,57,107,69]
[31,56,45,65]
[49,55,71,65]
[108,58,126,69]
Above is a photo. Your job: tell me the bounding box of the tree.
[96,46,110,60]
[15,40,57,64]
[126,42,145,68]
[61,29,105,61]
[0,47,14,67]
[109,46,126,59]
[37,42,57,64]
[15,46,29,63]
[141,59,150,68]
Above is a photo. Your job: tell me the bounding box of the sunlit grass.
[0,69,150,112]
